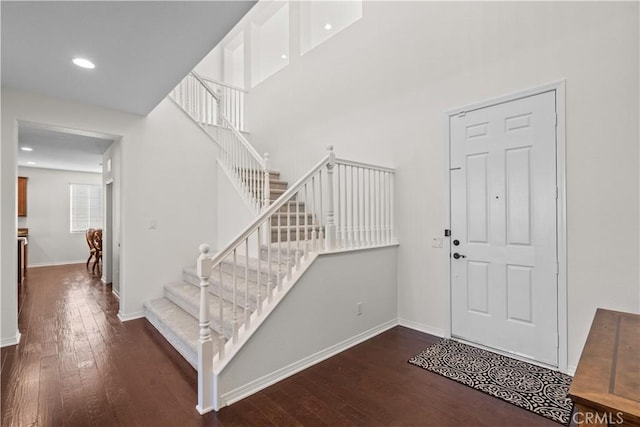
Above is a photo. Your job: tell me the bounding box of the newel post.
[325,146,337,251]
[196,244,214,414]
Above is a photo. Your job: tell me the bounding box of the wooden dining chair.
[92,229,103,275]
[85,228,97,269]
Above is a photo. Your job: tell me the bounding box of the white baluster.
[304,183,309,259]
[232,250,238,343]
[390,173,395,242]
[217,262,225,359]
[196,244,213,414]
[295,188,301,269]
[325,146,336,251]
[350,166,355,248]
[257,230,263,315]
[244,239,250,330]
[336,163,342,248]
[277,206,282,291]
[266,220,273,302]
[311,176,317,252]
[263,153,271,211]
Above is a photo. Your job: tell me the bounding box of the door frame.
[442,80,567,373]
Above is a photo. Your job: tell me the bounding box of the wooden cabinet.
[568,309,640,426]
[18,176,28,217]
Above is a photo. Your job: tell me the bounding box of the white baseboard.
[566,364,577,376]
[398,318,445,337]
[112,288,120,300]
[0,331,21,348]
[29,260,86,268]
[221,318,398,407]
[117,311,144,322]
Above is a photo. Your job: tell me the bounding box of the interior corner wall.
[17,167,102,266]
[103,140,122,294]
[1,90,219,342]
[246,1,640,369]
[216,164,257,251]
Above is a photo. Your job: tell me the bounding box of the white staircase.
[144,71,398,413]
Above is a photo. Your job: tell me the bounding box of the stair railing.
[170,72,270,212]
[195,147,396,411]
[201,77,247,132]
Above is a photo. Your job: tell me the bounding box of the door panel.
[450,90,558,366]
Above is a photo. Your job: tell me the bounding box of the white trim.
[117,311,144,322]
[566,364,577,377]
[443,80,568,370]
[0,331,21,348]
[111,288,120,300]
[28,260,86,268]
[220,319,398,408]
[320,242,399,256]
[398,318,445,338]
[454,336,560,372]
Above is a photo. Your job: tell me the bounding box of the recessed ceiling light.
[281,54,288,59]
[72,57,95,69]
[21,147,33,152]
[27,161,36,165]
[324,23,332,30]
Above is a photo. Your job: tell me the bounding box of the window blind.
[70,183,103,232]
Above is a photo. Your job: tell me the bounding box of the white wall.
[218,246,397,407]
[245,2,640,370]
[103,140,122,294]
[17,167,102,266]
[216,162,257,250]
[1,89,219,342]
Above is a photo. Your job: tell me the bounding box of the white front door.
[450,90,558,366]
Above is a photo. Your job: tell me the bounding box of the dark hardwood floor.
[1,264,565,426]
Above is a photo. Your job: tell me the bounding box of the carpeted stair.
[144,166,323,368]
[144,247,294,368]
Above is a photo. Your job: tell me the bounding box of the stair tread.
[144,297,209,353]
[164,281,242,339]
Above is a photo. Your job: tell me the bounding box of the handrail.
[190,71,220,102]
[335,158,395,174]
[190,71,263,168]
[219,115,264,167]
[209,150,333,267]
[201,76,248,94]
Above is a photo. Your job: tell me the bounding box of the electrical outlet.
[357,302,363,316]
[432,237,443,248]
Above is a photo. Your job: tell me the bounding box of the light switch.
[150,220,158,230]
[432,237,443,248]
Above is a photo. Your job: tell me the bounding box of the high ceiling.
[1,1,255,116]
[2,1,255,172]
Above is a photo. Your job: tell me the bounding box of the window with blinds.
[70,183,103,232]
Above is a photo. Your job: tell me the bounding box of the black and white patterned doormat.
[408,339,573,425]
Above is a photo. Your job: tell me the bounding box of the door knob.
[453,252,466,259]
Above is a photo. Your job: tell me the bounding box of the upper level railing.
[201,77,247,133]
[170,72,268,212]
[194,147,396,410]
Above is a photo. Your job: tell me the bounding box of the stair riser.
[163,285,235,340]
[245,182,288,191]
[143,308,197,369]
[270,215,315,226]
[184,272,271,312]
[218,260,282,284]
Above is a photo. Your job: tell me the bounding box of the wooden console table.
[568,309,640,426]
